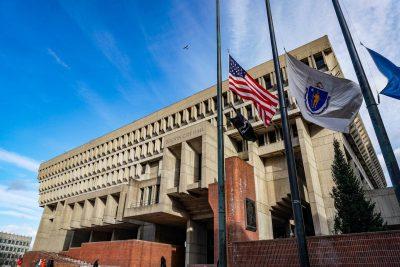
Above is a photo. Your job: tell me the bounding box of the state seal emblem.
[304,82,330,114]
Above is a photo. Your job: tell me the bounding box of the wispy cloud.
[76,82,119,127]
[93,31,131,79]
[0,181,41,244]
[0,148,40,172]
[47,48,70,69]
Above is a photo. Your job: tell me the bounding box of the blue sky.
[0,0,399,241]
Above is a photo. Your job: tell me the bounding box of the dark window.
[263,73,273,89]
[140,188,144,205]
[246,105,253,120]
[314,53,327,71]
[236,140,243,152]
[141,164,146,174]
[204,101,209,113]
[222,92,228,107]
[148,186,153,205]
[284,91,290,107]
[267,131,277,143]
[155,185,160,203]
[257,134,265,146]
[281,68,288,87]
[291,124,298,138]
[226,113,232,127]
[301,57,309,66]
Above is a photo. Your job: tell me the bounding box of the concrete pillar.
[161,147,179,195]
[296,118,329,235]
[70,202,83,229]
[53,202,74,252]
[248,142,274,239]
[185,219,207,266]
[180,141,196,191]
[32,205,54,251]
[200,134,217,188]
[116,186,128,221]
[91,197,106,226]
[103,195,118,224]
[81,200,94,227]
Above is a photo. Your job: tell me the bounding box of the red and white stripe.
[229,73,279,126]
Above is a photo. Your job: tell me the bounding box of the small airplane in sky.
[183,44,190,50]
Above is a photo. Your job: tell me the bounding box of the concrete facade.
[33,36,388,265]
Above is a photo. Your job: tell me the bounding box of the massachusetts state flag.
[228,55,278,126]
[286,53,362,133]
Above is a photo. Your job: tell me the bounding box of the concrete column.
[180,141,196,191]
[32,205,54,251]
[296,118,329,235]
[81,200,94,227]
[185,219,207,266]
[91,197,106,226]
[62,204,73,230]
[200,134,218,188]
[116,186,128,221]
[161,148,179,195]
[53,202,74,252]
[70,202,83,229]
[248,142,274,239]
[103,195,118,224]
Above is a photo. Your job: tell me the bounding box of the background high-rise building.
[0,232,31,267]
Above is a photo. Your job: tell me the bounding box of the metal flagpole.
[264,0,310,266]
[216,0,227,266]
[332,0,400,205]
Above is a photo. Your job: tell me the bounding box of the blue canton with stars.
[229,55,247,78]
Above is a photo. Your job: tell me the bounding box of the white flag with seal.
[285,53,363,133]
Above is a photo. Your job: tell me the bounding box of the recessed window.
[267,131,277,144]
[246,105,253,120]
[257,134,265,146]
[314,52,327,71]
[263,73,273,89]
[300,57,309,66]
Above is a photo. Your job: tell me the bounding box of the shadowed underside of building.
[31,36,396,266]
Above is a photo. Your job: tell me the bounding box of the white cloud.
[0,148,40,172]
[0,184,41,220]
[47,48,70,69]
[0,183,41,244]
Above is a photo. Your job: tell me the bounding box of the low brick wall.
[63,239,184,267]
[232,230,400,266]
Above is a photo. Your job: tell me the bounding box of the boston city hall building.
[32,36,397,266]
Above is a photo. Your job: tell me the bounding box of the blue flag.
[366,46,400,100]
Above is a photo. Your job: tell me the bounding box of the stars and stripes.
[228,55,279,126]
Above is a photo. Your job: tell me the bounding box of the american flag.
[229,55,279,126]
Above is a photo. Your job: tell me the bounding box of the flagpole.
[264,1,310,266]
[216,0,227,266]
[332,0,400,205]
